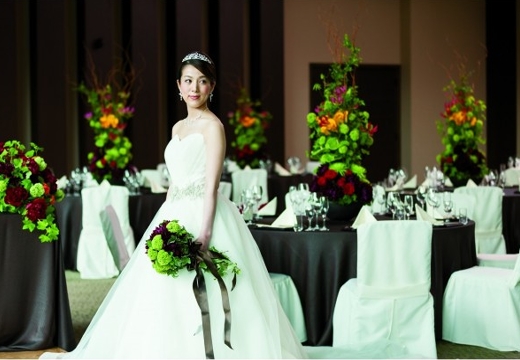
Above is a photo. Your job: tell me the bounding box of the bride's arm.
[196,120,225,250]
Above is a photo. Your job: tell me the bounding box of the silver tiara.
[182,52,212,64]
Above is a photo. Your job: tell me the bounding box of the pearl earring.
[210,93,214,102]
[179,92,183,101]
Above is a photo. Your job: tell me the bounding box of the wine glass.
[416,185,427,210]
[251,185,263,220]
[240,189,255,225]
[376,188,387,214]
[443,192,453,223]
[403,195,414,219]
[319,196,330,231]
[426,188,441,218]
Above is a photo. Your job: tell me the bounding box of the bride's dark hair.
[177,51,216,84]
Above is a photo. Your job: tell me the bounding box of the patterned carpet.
[63,270,520,359]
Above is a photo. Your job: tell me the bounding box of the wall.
[284,0,487,181]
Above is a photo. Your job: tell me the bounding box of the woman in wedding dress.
[41,51,306,359]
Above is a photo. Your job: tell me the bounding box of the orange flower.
[333,110,348,124]
[449,111,466,126]
[100,114,119,128]
[470,117,477,126]
[239,115,256,128]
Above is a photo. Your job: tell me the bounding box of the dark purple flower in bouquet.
[0,163,14,176]
[5,186,29,207]
[26,198,47,221]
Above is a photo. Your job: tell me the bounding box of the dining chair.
[503,167,520,187]
[218,181,232,199]
[331,220,436,358]
[77,181,135,279]
[269,273,307,343]
[231,168,268,204]
[442,251,520,351]
[477,252,518,270]
[453,186,506,254]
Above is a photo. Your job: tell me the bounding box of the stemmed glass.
[416,185,427,210]
[443,192,453,223]
[251,185,263,220]
[426,188,441,218]
[375,188,387,214]
[319,196,330,231]
[240,189,255,225]
[403,195,414,219]
[386,192,398,219]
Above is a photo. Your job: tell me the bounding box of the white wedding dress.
[42,133,306,359]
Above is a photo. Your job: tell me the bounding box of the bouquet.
[145,219,241,278]
[436,71,488,187]
[227,88,272,169]
[145,219,240,357]
[0,140,65,242]
[307,34,376,206]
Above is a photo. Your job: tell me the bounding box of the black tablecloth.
[502,187,520,253]
[0,214,75,352]
[250,219,476,346]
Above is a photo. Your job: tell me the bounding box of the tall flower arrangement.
[78,57,136,184]
[436,71,488,187]
[307,34,377,206]
[0,140,65,242]
[227,88,272,169]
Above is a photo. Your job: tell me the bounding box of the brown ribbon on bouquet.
[192,249,237,359]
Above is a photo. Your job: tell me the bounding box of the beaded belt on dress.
[169,183,205,200]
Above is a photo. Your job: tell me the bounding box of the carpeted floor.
[2,271,519,359]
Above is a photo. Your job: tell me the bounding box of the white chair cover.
[442,255,520,351]
[454,186,506,254]
[332,220,436,359]
[218,181,232,199]
[140,169,161,188]
[100,205,131,272]
[231,168,268,204]
[477,253,518,270]
[77,182,135,279]
[269,273,307,343]
[503,168,520,186]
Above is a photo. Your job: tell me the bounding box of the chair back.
[100,205,131,271]
[504,168,520,187]
[509,252,520,288]
[218,181,232,199]
[454,186,505,254]
[448,192,477,219]
[231,168,268,203]
[356,220,432,298]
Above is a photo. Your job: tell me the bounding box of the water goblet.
[443,192,453,222]
[426,188,441,218]
[251,185,263,220]
[403,195,414,219]
[319,196,330,231]
[240,189,255,225]
[416,185,427,210]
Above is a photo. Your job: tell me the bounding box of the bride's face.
[177,65,214,109]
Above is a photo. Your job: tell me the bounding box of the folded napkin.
[351,205,377,229]
[274,162,291,176]
[150,180,167,193]
[403,174,417,189]
[415,204,443,226]
[56,175,68,190]
[466,178,478,187]
[258,197,277,216]
[271,208,296,227]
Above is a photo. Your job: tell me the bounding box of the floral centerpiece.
[145,219,240,355]
[436,71,488,187]
[307,34,376,209]
[78,82,134,184]
[0,140,65,242]
[227,88,272,169]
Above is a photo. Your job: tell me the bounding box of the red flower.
[5,186,29,207]
[317,176,328,187]
[343,182,355,195]
[324,169,337,180]
[25,198,47,221]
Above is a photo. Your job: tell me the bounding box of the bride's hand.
[194,236,210,252]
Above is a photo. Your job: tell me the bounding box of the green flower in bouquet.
[0,140,65,242]
[436,71,488,187]
[307,34,377,206]
[228,88,272,169]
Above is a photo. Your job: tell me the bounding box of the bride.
[41,51,307,359]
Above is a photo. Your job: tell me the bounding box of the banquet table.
[250,217,477,346]
[0,214,76,352]
[502,187,520,253]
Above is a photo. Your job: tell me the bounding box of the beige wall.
[284,0,486,181]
